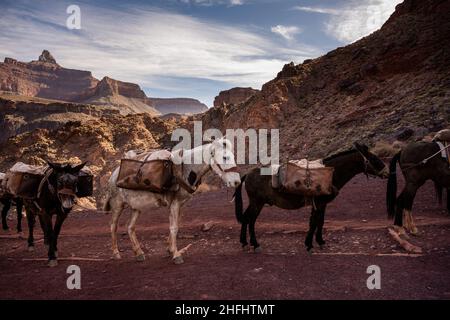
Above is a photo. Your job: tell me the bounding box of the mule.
[234,142,389,252]
[24,162,86,267]
[104,138,241,264]
[387,141,450,235]
[1,196,24,233]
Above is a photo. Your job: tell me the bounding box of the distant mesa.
[0,50,207,116]
[150,98,208,115]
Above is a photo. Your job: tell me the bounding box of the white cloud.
[230,0,244,5]
[293,6,340,15]
[0,1,320,104]
[271,25,301,40]
[294,0,402,43]
[180,0,245,6]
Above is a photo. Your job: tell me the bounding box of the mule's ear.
[353,141,368,153]
[70,162,87,173]
[47,161,62,171]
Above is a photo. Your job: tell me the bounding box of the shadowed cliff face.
[213,87,259,108]
[200,0,450,160]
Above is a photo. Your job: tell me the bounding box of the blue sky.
[0,0,401,106]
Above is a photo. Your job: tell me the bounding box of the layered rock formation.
[150,98,208,115]
[0,94,120,144]
[213,87,259,107]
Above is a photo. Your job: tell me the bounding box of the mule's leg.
[110,207,123,260]
[315,205,327,248]
[128,209,145,262]
[52,212,68,258]
[26,209,36,251]
[1,199,11,231]
[239,205,250,250]
[393,191,406,234]
[305,208,320,251]
[41,212,58,267]
[401,183,421,235]
[16,199,23,234]
[447,188,450,214]
[168,202,184,264]
[248,203,263,253]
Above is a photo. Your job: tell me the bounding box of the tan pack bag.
[4,163,48,199]
[116,150,174,192]
[278,160,334,197]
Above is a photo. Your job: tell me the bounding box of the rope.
[402,143,450,171]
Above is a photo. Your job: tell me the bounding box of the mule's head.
[47,162,86,209]
[208,138,241,188]
[353,142,389,178]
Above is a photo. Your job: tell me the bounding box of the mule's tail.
[434,182,443,205]
[387,152,401,218]
[447,189,450,213]
[234,175,247,224]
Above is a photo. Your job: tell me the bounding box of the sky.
[0,0,402,106]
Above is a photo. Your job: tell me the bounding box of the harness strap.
[172,149,199,194]
[402,142,450,171]
[37,167,54,199]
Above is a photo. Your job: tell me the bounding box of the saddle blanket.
[9,162,48,175]
[124,149,173,161]
[271,159,326,190]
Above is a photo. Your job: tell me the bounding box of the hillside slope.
[200,0,450,159]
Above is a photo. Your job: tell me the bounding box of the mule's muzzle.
[58,188,76,209]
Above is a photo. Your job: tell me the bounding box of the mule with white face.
[104,138,241,264]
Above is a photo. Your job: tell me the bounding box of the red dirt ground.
[1,174,449,300]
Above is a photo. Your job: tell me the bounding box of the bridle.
[36,168,77,212]
[356,151,385,179]
[173,146,238,194]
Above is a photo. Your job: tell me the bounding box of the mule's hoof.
[112,252,122,260]
[173,256,184,265]
[242,245,250,252]
[319,244,326,250]
[48,260,58,267]
[410,228,419,236]
[253,246,262,253]
[136,254,146,262]
[27,246,35,252]
[54,251,58,258]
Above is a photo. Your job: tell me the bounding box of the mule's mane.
[323,148,357,162]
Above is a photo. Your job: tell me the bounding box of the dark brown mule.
[24,162,86,267]
[387,141,450,234]
[234,142,389,252]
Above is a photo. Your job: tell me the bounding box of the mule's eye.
[223,142,227,148]
[223,156,229,162]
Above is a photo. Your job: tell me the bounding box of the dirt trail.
[1,175,449,299]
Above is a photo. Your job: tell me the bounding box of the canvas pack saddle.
[272,159,335,197]
[2,162,94,199]
[433,129,450,166]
